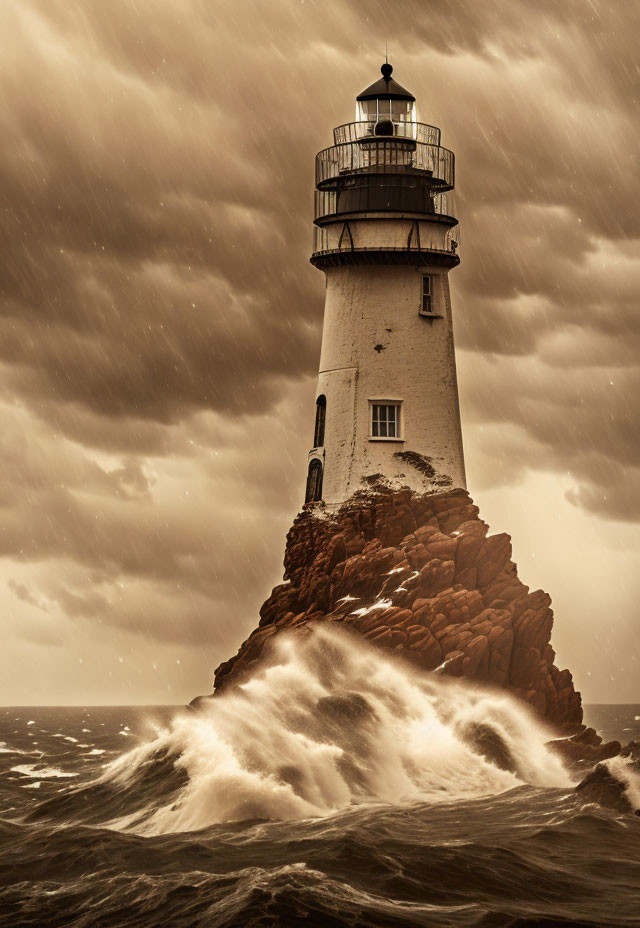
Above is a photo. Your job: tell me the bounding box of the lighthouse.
[304,63,466,506]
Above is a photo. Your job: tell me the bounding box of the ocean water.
[1,628,639,928]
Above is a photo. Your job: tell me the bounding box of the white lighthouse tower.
[305,63,466,506]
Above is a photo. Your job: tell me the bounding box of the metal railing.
[314,188,457,222]
[316,140,454,189]
[333,120,441,146]
[312,224,460,255]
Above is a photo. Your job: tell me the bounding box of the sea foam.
[10,763,78,779]
[103,626,571,834]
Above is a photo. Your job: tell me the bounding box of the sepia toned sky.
[1,0,638,705]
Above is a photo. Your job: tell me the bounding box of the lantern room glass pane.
[356,100,378,123]
[391,100,414,122]
[377,99,392,121]
[356,98,411,125]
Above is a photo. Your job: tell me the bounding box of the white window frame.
[419,274,441,317]
[368,400,404,441]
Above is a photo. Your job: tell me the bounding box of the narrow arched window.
[305,459,323,504]
[337,222,354,251]
[313,395,326,448]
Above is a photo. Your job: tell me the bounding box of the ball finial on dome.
[381,62,393,81]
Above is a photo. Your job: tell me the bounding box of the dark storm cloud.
[0,0,638,701]
[1,390,313,647]
[1,0,327,425]
[1,1,636,442]
[458,351,640,519]
[2,0,634,422]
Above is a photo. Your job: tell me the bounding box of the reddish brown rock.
[462,635,490,676]
[210,484,587,737]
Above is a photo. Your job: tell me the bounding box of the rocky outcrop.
[212,484,589,735]
[575,740,640,813]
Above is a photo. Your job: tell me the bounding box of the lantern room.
[355,62,417,135]
[311,61,459,267]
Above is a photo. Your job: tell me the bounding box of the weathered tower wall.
[316,246,465,504]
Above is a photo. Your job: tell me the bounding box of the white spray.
[105,626,571,834]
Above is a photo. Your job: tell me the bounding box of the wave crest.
[100,626,570,833]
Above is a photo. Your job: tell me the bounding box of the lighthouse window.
[371,403,400,439]
[313,395,326,447]
[421,275,433,314]
[305,459,323,504]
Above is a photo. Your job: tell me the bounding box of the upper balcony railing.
[333,120,441,146]
[312,223,460,259]
[314,188,457,223]
[316,139,455,190]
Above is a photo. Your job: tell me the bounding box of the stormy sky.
[1,0,638,705]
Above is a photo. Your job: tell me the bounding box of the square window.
[370,403,401,439]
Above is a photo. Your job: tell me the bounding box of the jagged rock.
[209,485,589,739]
[549,725,622,770]
[574,740,640,811]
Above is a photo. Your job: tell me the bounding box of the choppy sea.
[1,628,639,928]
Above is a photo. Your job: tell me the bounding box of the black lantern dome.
[356,63,415,103]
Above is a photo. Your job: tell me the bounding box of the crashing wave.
[96,625,571,834]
